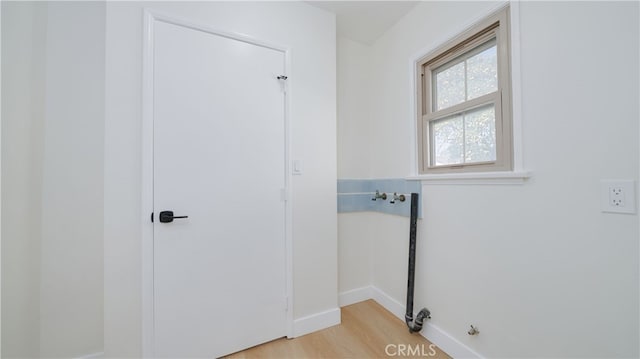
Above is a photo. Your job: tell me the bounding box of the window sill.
[406,170,532,185]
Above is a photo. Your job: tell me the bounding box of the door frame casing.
[141,9,294,357]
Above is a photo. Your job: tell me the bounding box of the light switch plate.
[292,160,302,175]
[601,180,636,214]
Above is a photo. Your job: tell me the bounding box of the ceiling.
[307,1,420,45]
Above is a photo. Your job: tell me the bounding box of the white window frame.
[417,6,512,175]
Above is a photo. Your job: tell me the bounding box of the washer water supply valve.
[390,192,406,204]
[372,190,387,201]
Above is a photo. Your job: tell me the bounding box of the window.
[417,6,512,174]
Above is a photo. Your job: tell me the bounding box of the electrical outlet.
[610,187,624,207]
[601,180,636,214]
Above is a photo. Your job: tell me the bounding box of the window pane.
[432,115,463,166]
[435,62,465,111]
[466,45,497,100]
[464,105,496,163]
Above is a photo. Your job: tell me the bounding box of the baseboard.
[75,352,104,359]
[292,307,341,338]
[371,286,484,359]
[370,286,405,319]
[421,322,484,359]
[339,286,373,307]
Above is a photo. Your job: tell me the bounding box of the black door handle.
[159,210,188,223]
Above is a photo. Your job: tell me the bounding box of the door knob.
[159,210,188,223]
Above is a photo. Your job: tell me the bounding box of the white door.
[152,19,287,358]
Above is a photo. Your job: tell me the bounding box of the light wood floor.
[228,300,451,358]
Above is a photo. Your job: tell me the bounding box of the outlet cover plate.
[601,180,636,214]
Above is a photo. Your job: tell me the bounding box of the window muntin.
[417,7,511,174]
[430,104,496,166]
[434,39,497,112]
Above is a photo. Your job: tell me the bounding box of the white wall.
[337,37,371,179]
[104,2,337,356]
[338,1,639,357]
[338,212,372,296]
[1,2,47,357]
[39,3,105,357]
[2,2,106,357]
[337,37,373,296]
[1,2,3,355]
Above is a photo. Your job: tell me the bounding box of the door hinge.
[285,296,289,312]
[280,188,288,202]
